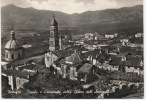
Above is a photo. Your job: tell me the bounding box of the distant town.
[1,15,143,98]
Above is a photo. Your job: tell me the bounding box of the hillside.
[1,4,143,32]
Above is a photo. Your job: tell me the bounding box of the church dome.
[51,16,58,26]
[5,30,22,50]
[5,40,22,50]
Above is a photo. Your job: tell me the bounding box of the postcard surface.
[1,0,144,99]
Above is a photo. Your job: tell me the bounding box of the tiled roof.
[124,55,143,67]
[52,45,87,58]
[53,49,74,58]
[17,64,36,71]
[82,49,100,59]
[66,53,82,64]
[109,56,124,65]
[53,50,67,58]
[2,69,36,79]
[54,58,66,66]
[120,46,143,55]
[97,53,110,61]
[109,55,143,67]
[78,63,93,74]
[67,45,88,52]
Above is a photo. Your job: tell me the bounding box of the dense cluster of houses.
[1,17,143,92]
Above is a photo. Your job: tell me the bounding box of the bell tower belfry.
[49,16,60,51]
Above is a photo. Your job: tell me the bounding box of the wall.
[5,49,22,62]
[45,52,58,67]
[16,77,29,90]
[125,66,143,75]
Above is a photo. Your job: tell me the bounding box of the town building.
[2,69,38,90]
[135,33,143,38]
[84,33,94,40]
[105,33,118,38]
[120,39,129,46]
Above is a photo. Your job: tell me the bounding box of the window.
[50,41,54,46]
[50,32,54,37]
[5,53,8,58]
[18,53,21,59]
[11,54,14,59]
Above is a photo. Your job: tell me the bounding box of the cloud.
[75,0,95,5]
[30,0,48,4]
[1,0,143,14]
[110,0,143,7]
[1,0,31,7]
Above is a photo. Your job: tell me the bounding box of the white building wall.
[125,66,143,75]
[5,49,22,62]
[45,52,58,68]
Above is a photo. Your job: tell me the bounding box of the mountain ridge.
[2,4,143,15]
[1,4,143,32]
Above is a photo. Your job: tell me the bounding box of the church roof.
[51,16,58,26]
[5,40,22,50]
[66,52,82,64]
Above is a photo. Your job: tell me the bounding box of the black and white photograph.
[1,0,144,99]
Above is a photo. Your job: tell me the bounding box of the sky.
[1,0,143,14]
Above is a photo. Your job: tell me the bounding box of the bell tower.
[49,16,59,51]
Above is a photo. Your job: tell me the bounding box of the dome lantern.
[5,26,22,50]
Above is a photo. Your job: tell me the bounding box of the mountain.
[1,4,143,32]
